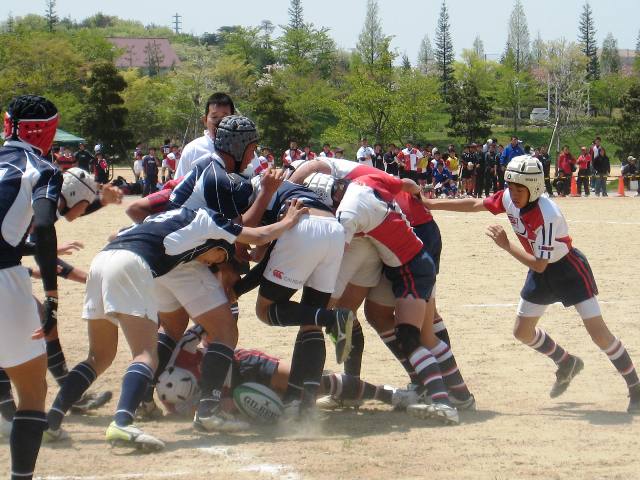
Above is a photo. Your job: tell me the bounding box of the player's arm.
[236,199,309,246]
[485,225,549,273]
[240,168,285,227]
[401,178,421,195]
[421,196,486,212]
[287,159,331,184]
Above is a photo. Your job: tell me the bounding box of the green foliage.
[80,62,132,157]
[591,74,631,117]
[578,1,599,80]
[600,33,621,75]
[613,81,640,159]
[434,1,455,98]
[447,78,492,143]
[251,86,310,159]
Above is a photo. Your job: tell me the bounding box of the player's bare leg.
[6,355,47,480]
[513,314,583,399]
[582,314,640,413]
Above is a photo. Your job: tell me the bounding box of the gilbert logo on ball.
[233,382,284,423]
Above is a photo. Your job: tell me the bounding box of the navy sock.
[344,322,364,378]
[299,330,326,407]
[230,302,240,321]
[46,339,69,387]
[197,342,234,417]
[379,329,418,385]
[144,333,177,402]
[114,362,154,427]
[47,362,96,431]
[267,302,335,327]
[0,367,16,421]
[284,331,305,403]
[10,410,47,480]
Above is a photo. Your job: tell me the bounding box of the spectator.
[74,142,94,173]
[576,146,592,196]
[484,142,499,194]
[319,143,334,158]
[592,146,610,197]
[282,140,303,166]
[132,148,143,183]
[94,151,109,185]
[334,147,345,159]
[141,147,159,197]
[301,144,316,161]
[590,136,603,190]
[461,145,475,196]
[621,156,639,196]
[55,146,76,172]
[496,143,506,189]
[432,161,457,197]
[356,137,374,167]
[383,143,400,176]
[397,141,423,181]
[500,136,524,188]
[556,145,576,197]
[162,153,176,183]
[372,143,385,171]
[538,145,553,196]
[447,144,459,180]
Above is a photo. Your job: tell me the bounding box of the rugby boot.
[550,355,584,398]
[105,421,164,452]
[627,384,640,414]
[327,309,354,364]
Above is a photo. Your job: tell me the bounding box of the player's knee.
[513,319,534,343]
[363,299,394,333]
[256,303,270,325]
[87,346,116,375]
[395,323,422,357]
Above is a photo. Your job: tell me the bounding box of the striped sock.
[47,362,96,431]
[408,347,450,404]
[10,410,47,480]
[433,314,452,347]
[431,340,471,399]
[284,331,305,403]
[603,338,640,388]
[198,342,234,417]
[300,330,326,407]
[46,339,68,387]
[114,362,154,427]
[0,367,16,421]
[526,328,569,365]
[144,333,177,402]
[344,322,364,378]
[230,302,240,322]
[379,329,418,385]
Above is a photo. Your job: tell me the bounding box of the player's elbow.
[126,203,149,224]
[532,259,549,273]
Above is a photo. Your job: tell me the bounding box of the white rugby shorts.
[332,236,383,299]
[154,261,227,317]
[264,215,345,293]
[83,250,158,325]
[0,266,46,368]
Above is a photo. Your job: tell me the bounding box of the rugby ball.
[233,382,284,424]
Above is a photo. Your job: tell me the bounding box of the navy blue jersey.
[169,154,252,220]
[262,181,332,225]
[104,207,242,277]
[0,141,62,269]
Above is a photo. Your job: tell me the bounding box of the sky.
[2,0,638,63]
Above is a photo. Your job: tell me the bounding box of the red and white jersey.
[483,189,572,263]
[336,173,423,267]
[397,147,424,172]
[282,148,303,166]
[395,191,433,226]
[319,149,334,158]
[251,155,274,176]
[319,157,380,180]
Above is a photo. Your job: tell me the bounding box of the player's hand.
[283,199,309,226]
[101,185,124,205]
[41,296,58,336]
[234,243,251,262]
[260,168,285,194]
[486,224,509,250]
[58,241,84,255]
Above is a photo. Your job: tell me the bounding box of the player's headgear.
[157,366,200,415]
[505,155,545,202]
[303,173,335,208]
[61,168,98,210]
[94,144,102,153]
[214,115,259,173]
[3,95,59,156]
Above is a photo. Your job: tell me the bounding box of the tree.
[635,30,640,74]
[578,1,599,80]
[531,31,544,67]
[495,64,536,132]
[45,0,57,32]
[503,0,530,73]
[600,33,620,75]
[356,0,388,67]
[434,1,455,98]
[288,0,304,30]
[401,53,411,71]
[472,36,485,59]
[144,40,165,77]
[613,81,640,160]
[80,62,132,158]
[447,78,492,143]
[251,85,310,161]
[417,35,435,75]
[591,74,631,117]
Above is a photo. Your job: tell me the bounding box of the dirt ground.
[1,188,640,480]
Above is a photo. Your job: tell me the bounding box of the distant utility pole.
[172,13,182,34]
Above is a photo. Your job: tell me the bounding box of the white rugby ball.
[233,382,284,424]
